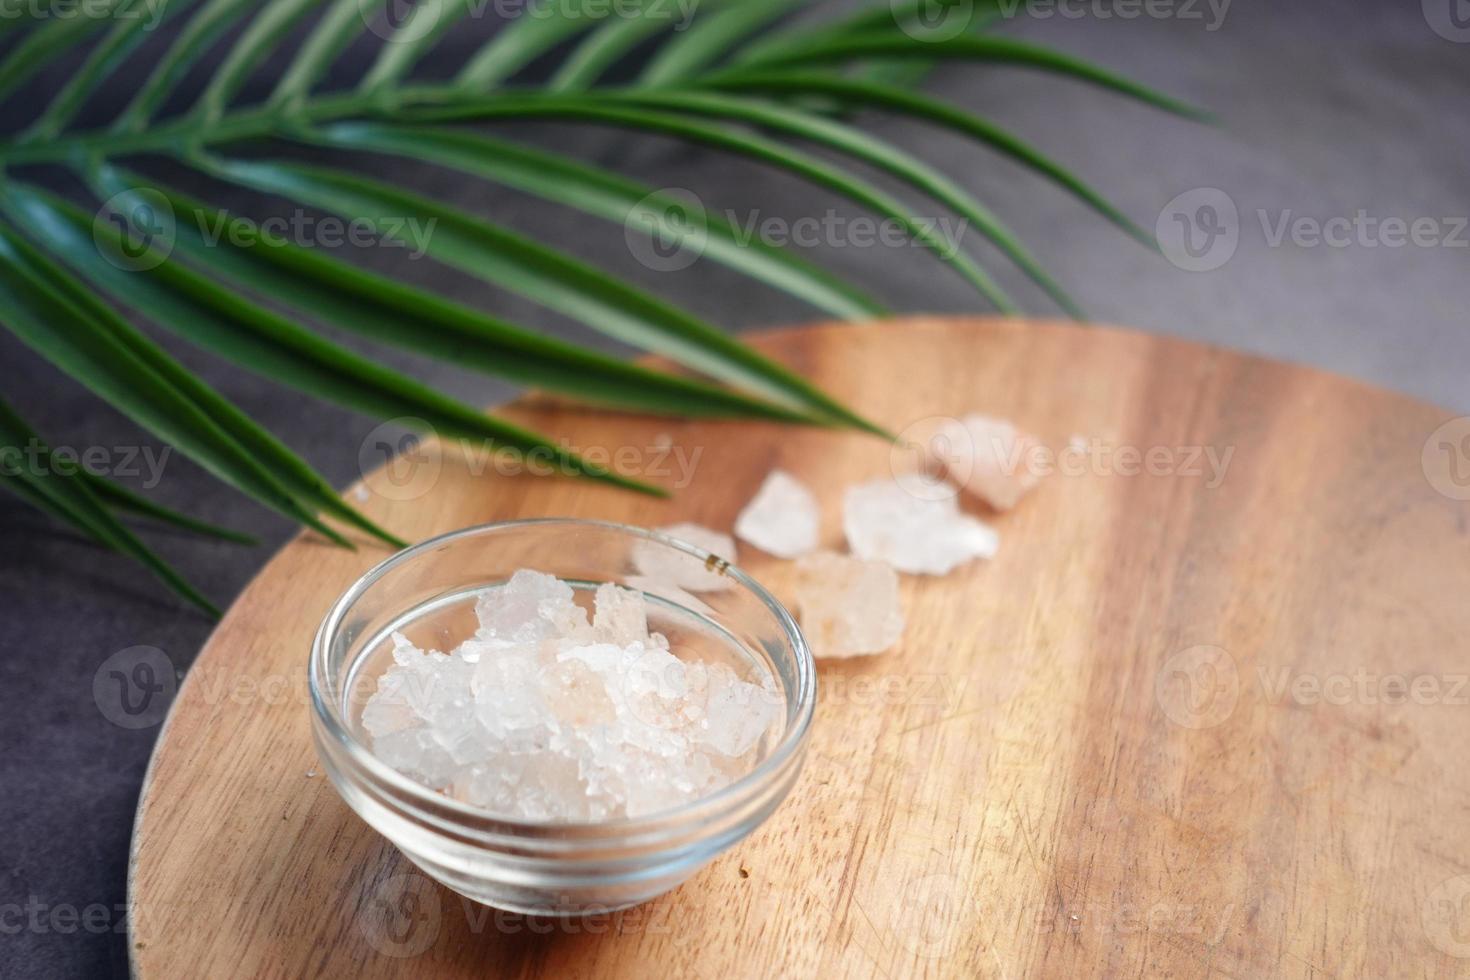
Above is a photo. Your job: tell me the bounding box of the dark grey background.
[2,1,1465,975]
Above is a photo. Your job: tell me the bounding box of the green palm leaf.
[729,32,1211,119]
[0,0,129,104]
[80,474,256,544]
[21,0,193,141]
[393,96,1019,312]
[733,0,1004,69]
[0,0,1195,609]
[1,395,253,546]
[615,89,1082,315]
[307,122,884,320]
[267,0,368,108]
[113,0,260,132]
[0,399,220,614]
[551,8,694,91]
[0,220,367,548]
[193,153,882,431]
[702,71,1154,247]
[362,0,481,93]
[195,0,321,122]
[90,163,819,422]
[637,0,805,85]
[11,185,661,496]
[456,0,613,89]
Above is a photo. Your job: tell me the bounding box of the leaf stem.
[0,86,465,165]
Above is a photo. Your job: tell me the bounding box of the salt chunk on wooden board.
[734,470,820,559]
[843,479,998,575]
[913,414,1043,511]
[794,552,905,659]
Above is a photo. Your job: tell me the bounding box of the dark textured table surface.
[2,1,1465,976]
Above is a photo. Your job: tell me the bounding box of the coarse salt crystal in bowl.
[310,519,815,917]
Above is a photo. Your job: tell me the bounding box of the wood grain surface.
[129,318,1470,978]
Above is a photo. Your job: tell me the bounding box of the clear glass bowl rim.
[309,517,817,838]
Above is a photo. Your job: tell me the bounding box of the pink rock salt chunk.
[843,478,998,575]
[919,414,1043,511]
[695,662,780,755]
[794,551,906,659]
[624,574,711,618]
[734,469,820,559]
[590,581,649,646]
[542,658,617,727]
[474,569,586,643]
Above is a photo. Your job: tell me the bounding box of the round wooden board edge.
[124,313,1461,971]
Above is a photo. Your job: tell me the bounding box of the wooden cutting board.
[129,318,1470,978]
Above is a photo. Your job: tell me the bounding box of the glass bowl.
[309,518,816,916]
